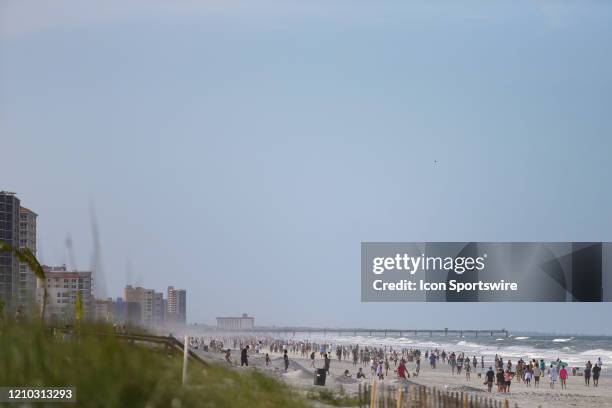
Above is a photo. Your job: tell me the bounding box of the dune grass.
[307,386,360,407]
[0,322,312,407]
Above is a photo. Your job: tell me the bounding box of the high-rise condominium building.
[38,265,93,323]
[167,286,186,324]
[0,191,20,311]
[124,285,165,327]
[18,207,37,306]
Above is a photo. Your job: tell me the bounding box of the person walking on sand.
[265,353,271,366]
[524,367,532,387]
[241,346,249,367]
[548,364,558,388]
[485,367,495,392]
[496,369,505,393]
[584,362,592,387]
[376,360,384,380]
[559,365,568,389]
[397,359,407,379]
[310,351,316,368]
[504,369,512,393]
[324,353,331,375]
[283,350,289,371]
[225,349,232,364]
[593,362,601,387]
[533,364,541,388]
[465,359,471,381]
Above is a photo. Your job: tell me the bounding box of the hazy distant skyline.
[2,0,612,334]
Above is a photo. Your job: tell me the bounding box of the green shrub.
[0,322,310,407]
[306,386,360,407]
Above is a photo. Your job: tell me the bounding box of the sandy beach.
[195,343,612,408]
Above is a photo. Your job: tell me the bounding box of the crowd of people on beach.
[186,335,604,395]
[480,355,603,393]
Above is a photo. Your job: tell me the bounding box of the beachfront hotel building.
[167,286,186,324]
[124,285,165,327]
[0,191,20,311]
[216,313,255,330]
[18,206,37,307]
[37,265,93,322]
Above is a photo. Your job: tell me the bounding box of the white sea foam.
[579,349,612,359]
[284,333,610,368]
[457,341,480,348]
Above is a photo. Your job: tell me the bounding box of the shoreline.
[193,340,612,408]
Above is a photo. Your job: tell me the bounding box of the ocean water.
[291,332,612,369]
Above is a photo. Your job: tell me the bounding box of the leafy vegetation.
[306,386,360,407]
[0,322,313,407]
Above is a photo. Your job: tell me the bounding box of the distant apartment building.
[216,313,255,330]
[18,207,37,307]
[124,286,165,327]
[111,297,141,325]
[0,192,20,311]
[153,291,165,326]
[38,265,93,323]
[94,297,149,325]
[93,298,119,322]
[167,286,186,324]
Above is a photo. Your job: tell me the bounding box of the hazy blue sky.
[2,0,612,334]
